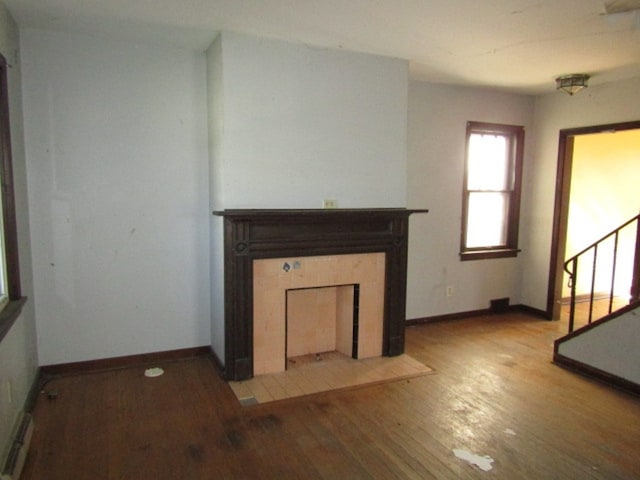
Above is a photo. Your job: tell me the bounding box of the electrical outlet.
[323,199,338,209]
[446,286,454,297]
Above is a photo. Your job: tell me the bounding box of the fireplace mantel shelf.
[214,207,428,380]
[213,208,429,217]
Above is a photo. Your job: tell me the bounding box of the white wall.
[207,35,225,363]
[212,32,408,210]
[406,82,534,319]
[207,32,409,364]
[521,77,640,311]
[558,306,640,384]
[20,29,210,365]
[0,1,38,463]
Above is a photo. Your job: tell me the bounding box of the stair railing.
[563,213,640,333]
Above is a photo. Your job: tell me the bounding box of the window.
[460,121,524,261]
[0,54,25,343]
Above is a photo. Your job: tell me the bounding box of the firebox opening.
[285,284,360,369]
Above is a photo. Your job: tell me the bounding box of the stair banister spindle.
[589,244,598,324]
[609,231,619,314]
[563,213,640,333]
[568,258,577,333]
[631,217,640,303]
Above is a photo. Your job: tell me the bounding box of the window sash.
[461,122,524,260]
[465,191,510,248]
[467,133,511,191]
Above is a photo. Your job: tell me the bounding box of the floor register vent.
[1,413,34,480]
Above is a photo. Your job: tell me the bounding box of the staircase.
[562,213,640,333]
[554,214,640,395]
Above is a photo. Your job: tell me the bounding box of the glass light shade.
[556,74,590,95]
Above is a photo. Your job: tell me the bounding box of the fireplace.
[254,252,385,375]
[213,208,427,381]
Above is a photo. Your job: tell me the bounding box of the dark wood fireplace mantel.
[213,208,428,380]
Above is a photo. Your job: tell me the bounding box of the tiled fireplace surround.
[214,209,426,381]
[253,252,385,375]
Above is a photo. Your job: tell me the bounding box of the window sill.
[0,297,28,343]
[460,248,520,261]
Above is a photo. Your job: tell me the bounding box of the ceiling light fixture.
[555,74,590,96]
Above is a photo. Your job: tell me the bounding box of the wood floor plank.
[20,313,640,479]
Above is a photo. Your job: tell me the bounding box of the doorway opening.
[547,120,640,320]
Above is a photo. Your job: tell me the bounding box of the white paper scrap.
[504,428,517,436]
[453,448,494,472]
[144,367,164,378]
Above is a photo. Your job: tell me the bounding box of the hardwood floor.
[21,312,640,479]
[559,296,630,331]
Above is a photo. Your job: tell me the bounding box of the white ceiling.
[4,0,640,94]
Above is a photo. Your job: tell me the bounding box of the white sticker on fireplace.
[253,253,386,376]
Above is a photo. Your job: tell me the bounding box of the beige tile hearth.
[228,352,433,406]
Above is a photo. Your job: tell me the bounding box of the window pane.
[466,192,509,248]
[467,133,509,190]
